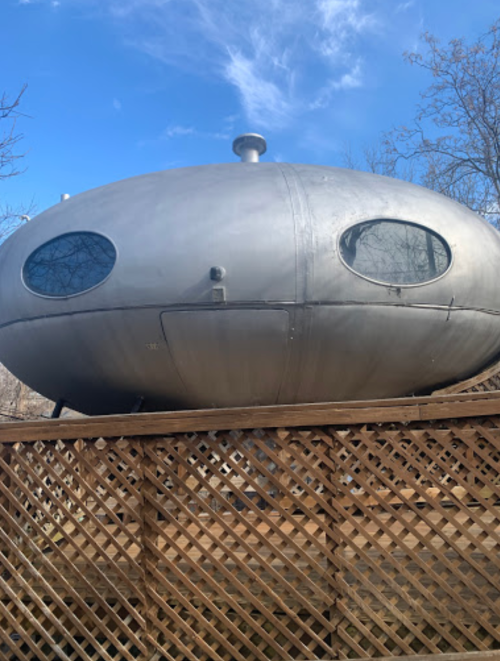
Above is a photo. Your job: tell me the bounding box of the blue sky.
[1,0,499,216]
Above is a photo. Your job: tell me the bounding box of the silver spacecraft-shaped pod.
[0,134,499,415]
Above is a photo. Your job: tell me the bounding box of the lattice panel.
[465,375,500,393]
[327,418,500,659]
[0,418,500,661]
[0,439,146,661]
[141,430,337,661]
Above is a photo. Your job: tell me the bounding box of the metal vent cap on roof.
[232,133,267,162]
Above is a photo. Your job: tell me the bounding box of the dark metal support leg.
[51,398,66,419]
[131,396,145,413]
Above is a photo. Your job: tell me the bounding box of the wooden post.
[139,438,159,661]
[326,432,341,658]
[0,444,13,580]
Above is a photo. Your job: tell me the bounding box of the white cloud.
[335,64,363,89]
[163,125,195,138]
[396,0,415,12]
[112,97,122,111]
[316,0,377,58]
[225,50,292,130]
[160,125,231,141]
[27,0,378,130]
[101,0,377,129]
[19,0,62,5]
[310,62,363,109]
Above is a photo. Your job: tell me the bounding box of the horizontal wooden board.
[1,389,500,443]
[344,651,500,661]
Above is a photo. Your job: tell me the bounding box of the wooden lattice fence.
[1,393,500,661]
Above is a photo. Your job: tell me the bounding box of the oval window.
[23,232,116,297]
[339,220,451,285]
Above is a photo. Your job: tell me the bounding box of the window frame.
[337,218,453,288]
[22,231,118,299]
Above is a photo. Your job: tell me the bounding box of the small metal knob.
[210,266,226,282]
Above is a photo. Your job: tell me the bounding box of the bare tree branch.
[0,85,45,419]
[378,21,500,225]
[0,84,28,181]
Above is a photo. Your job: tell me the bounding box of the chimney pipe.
[232,133,267,163]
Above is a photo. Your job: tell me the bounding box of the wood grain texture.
[2,390,500,443]
[1,405,500,660]
[343,651,500,661]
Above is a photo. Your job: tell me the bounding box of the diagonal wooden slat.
[162,435,336,599]
[1,404,500,660]
[144,441,328,659]
[325,420,500,658]
[280,426,498,655]
[2,444,146,620]
[0,451,147,659]
[332,429,500,613]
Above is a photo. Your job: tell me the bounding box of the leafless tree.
[1,85,33,239]
[385,20,500,224]
[0,86,47,419]
[342,139,416,183]
[0,364,51,421]
[0,199,35,242]
[1,85,27,179]
[344,22,500,225]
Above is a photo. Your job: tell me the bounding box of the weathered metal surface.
[1,158,500,413]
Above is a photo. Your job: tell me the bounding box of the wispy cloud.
[112,97,122,111]
[19,0,61,6]
[137,121,234,148]
[316,0,377,58]
[395,0,415,13]
[310,62,363,109]
[225,50,292,130]
[163,125,195,138]
[23,0,379,130]
[126,0,378,129]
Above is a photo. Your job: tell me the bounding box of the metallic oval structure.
[1,140,500,415]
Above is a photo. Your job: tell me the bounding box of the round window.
[23,232,116,297]
[339,220,451,285]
